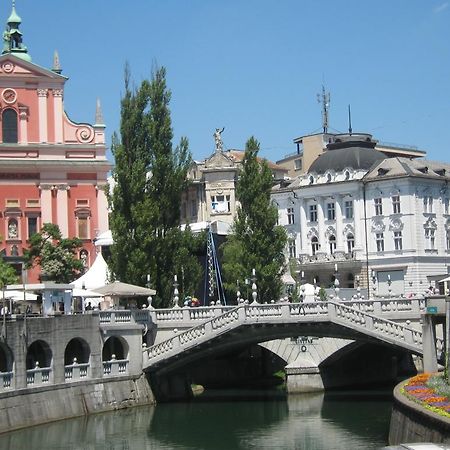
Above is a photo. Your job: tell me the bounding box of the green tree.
[109,65,202,307]
[23,223,84,283]
[0,256,18,288]
[222,137,287,302]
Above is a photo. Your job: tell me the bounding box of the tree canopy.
[23,223,84,283]
[109,65,203,307]
[222,137,287,302]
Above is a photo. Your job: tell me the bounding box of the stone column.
[37,88,48,143]
[56,186,68,238]
[97,185,109,234]
[40,185,52,224]
[422,314,438,373]
[335,196,344,252]
[52,89,64,144]
[299,198,308,254]
[353,196,362,253]
[317,198,326,253]
[18,106,28,144]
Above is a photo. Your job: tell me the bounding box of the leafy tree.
[109,65,202,307]
[0,256,18,288]
[222,137,287,302]
[23,223,84,283]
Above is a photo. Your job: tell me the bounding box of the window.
[423,196,433,213]
[311,236,319,255]
[374,198,383,216]
[77,217,89,239]
[327,202,335,220]
[392,195,401,214]
[344,200,353,219]
[211,195,230,213]
[27,217,37,239]
[288,240,296,258]
[346,233,355,253]
[329,235,336,254]
[5,199,19,208]
[76,199,89,207]
[7,218,18,239]
[376,233,384,252]
[26,199,40,208]
[425,227,435,250]
[445,198,449,215]
[287,207,295,225]
[294,159,302,171]
[447,229,450,251]
[309,204,317,222]
[190,200,197,217]
[181,202,187,218]
[394,231,402,250]
[2,109,18,143]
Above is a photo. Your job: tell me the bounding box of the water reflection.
[0,390,391,449]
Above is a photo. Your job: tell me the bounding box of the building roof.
[309,146,386,174]
[224,149,288,172]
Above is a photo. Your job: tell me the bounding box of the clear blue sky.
[11,0,450,163]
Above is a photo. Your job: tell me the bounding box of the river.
[0,389,392,449]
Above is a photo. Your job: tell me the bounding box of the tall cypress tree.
[109,66,202,307]
[222,137,287,302]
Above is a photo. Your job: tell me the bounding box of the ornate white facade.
[272,134,450,297]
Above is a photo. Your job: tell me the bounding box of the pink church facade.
[0,9,111,282]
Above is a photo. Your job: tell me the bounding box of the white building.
[272,133,450,296]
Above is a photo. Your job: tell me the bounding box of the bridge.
[143,297,445,399]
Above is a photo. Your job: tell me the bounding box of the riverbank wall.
[0,374,155,434]
[389,381,450,445]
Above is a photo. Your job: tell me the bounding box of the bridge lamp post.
[146,274,153,309]
[387,274,392,298]
[355,275,361,299]
[172,274,180,308]
[251,269,258,304]
[371,270,377,299]
[334,265,340,300]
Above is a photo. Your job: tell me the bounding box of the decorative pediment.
[0,54,67,81]
[389,218,403,231]
[204,151,235,169]
[325,226,336,238]
[424,217,437,229]
[371,220,385,233]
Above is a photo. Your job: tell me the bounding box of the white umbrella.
[3,290,38,301]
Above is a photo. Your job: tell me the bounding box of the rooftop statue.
[214,127,225,153]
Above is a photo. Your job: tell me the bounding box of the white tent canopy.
[72,253,109,290]
[2,290,38,301]
[439,275,450,283]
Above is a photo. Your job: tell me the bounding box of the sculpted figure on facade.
[213,127,225,153]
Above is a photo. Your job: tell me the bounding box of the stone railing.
[151,306,233,324]
[103,359,129,376]
[26,366,51,386]
[64,363,89,381]
[339,298,425,316]
[144,301,439,371]
[0,371,13,389]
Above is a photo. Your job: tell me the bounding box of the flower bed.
[401,373,450,417]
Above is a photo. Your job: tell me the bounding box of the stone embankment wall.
[389,382,450,445]
[0,374,155,434]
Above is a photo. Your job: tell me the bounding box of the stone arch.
[0,341,14,372]
[26,340,52,370]
[64,338,90,365]
[102,336,129,361]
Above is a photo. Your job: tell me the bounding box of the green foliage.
[222,137,287,302]
[23,223,84,283]
[109,65,201,307]
[0,256,18,287]
[319,287,327,301]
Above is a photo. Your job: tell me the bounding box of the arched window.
[346,233,355,254]
[311,236,319,255]
[2,109,18,143]
[329,235,336,254]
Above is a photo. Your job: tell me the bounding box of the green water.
[0,389,392,449]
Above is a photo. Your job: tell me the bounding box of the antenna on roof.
[317,85,330,134]
[348,104,353,135]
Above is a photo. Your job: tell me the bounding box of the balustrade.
[0,371,13,389]
[103,359,129,376]
[26,367,51,386]
[64,363,90,381]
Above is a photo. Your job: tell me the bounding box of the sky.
[9,0,450,164]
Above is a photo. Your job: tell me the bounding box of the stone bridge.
[143,298,444,399]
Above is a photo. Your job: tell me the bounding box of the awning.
[93,281,156,297]
[1,290,38,301]
[439,276,450,283]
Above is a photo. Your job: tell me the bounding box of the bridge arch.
[64,338,90,365]
[102,336,128,361]
[0,341,14,372]
[26,340,52,370]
